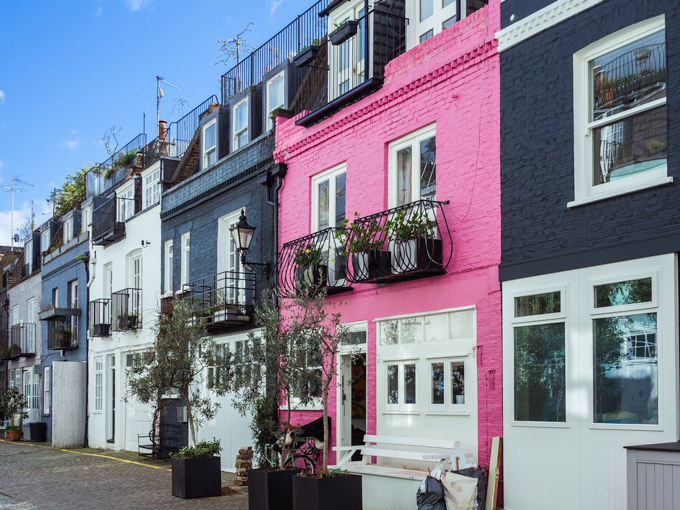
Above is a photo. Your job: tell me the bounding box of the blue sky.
[0,0,312,245]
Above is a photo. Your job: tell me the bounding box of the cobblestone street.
[0,440,249,509]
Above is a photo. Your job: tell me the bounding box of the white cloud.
[125,0,151,11]
[269,0,283,14]
[61,140,80,150]
[0,90,5,104]
[96,5,103,16]
[0,200,51,246]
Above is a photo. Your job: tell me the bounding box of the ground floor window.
[94,357,103,412]
[43,367,51,415]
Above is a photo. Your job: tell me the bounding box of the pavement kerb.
[0,439,172,471]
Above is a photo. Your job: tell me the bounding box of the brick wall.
[275,2,502,467]
[500,0,555,28]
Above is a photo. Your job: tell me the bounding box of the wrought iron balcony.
[46,315,79,351]
[182,271,256,332]
[277,227,352,297]
[90,298,112,337]
[85,134,147,199]
[8,323,36,358]
[343,200,452,284]
[112,288,142,331]
[92,195,133,246]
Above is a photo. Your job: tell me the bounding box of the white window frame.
[52,288,59,308]
[217,209,245,306]
[117,184,135,221]
[311,163,347,232]
[43,366,51,415]
[180,232,190,287]
[407,0,458,49]
[63,217,74,244]
[570,16,670,207]
[328,0,367,102]
[143,167,161,208]
[70,280,78,308]
[232,97,249,150]
[388,124,437,208]
[202,119,217,169]
[94,357,103,412]
[164,240,174,293]
[426,356,469,414]
[41,229,51,253]
[24,239,33,274]
[266,72,285,131]
[82,206,90,234]
[286,340,323,411]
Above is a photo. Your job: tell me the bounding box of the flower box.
[293,45,320,67]
[329,20,359,46]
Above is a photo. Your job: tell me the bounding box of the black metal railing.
[143,96,219,168]
[291,2,406,126]
[182,271,256,331]
[343,200,452,284]
[277,227,352,297]
[90,298,112,337]
[47,316,79,350]
[10,323,36,356]
[85,134,147,199]
[92,196,130,246]
[112,288,142,331]
[221,0,328,104]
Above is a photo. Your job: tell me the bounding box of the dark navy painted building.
[497,1,680,508]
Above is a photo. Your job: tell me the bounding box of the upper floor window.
[143,168,161,208]
[266,72,285,131]
[181,232,190,287]
[408,0,457,48]
[203,119,217,168]
[164,240,174,293]
[328,1,366,101]
[69,280,78,308]
[24,238,33,273]
[41,229,50,253]
[63,217,74,244]
[312,164,346,232]
[388,124,436,207]
[572,17,667,206]
[118,185,135,221]
[82,206,90,234]
[233,98,249,150]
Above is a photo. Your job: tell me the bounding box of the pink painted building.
[274,0,500,469]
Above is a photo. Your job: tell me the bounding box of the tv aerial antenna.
[2,176,33,250]
[156,76,180,128]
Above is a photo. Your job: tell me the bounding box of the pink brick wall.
[274,2,501,468]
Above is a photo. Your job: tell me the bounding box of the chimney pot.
[158,119,167,141]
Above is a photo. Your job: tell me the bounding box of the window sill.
[425,410,471,416]
[382,409,421,416]
[510,420,571,429]
[567,176,673,208]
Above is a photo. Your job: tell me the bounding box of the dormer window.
[24,238,33,273]
[41,229,51,253]
[63,217,74,244]
[203,119,217,168]
[233,97,249,150]
[409,0,458,48]
[266,72,285,131]
[143,168,161,208]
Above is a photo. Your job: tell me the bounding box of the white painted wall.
[52,361,86,448]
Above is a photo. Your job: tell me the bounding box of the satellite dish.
[12,234,19,242]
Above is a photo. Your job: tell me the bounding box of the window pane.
[397,147,412,206]
[442,0,454,7]
[451,361,465,404]
[404,364,416,404]
[594,313,657,424]
[450,309,474,340]
[235,103,248,131]
[514,323,566,422]
[269,75,285,112]
[515,291,561,317]
[342,330,367,345]
[335,172,346,227]
[205,123,216,150]
[419,0,433,22]
[401,317,422,343]
[381,321,399,345]
[592,31,666,122]
[442,16,456,30]
[387,365,399,404]
[420,136,436,200]
[237,130,248,149]
[593,106,667,186]
[431,363,444,404]
[318,179,329,229]
[595,277,652,308]
[420,30,433,44]
[425,313,448,342]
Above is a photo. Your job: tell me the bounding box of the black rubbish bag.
[453,466,488,510]
[416,476,447,510]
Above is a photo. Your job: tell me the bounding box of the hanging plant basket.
[329,20,359,46]
[293,45,320,67]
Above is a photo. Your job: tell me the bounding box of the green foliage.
[386,210,437,242]
[250,395,279,465]
[293,243,324,267]
[0,387,29,428]
[171,439,222,459]
[337,212,387,254]
[49,167,90,217]
[112,149,139,171]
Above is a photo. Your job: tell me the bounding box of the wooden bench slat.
[360,448,447,462]
[362,435,461,450]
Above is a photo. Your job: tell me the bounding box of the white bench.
[333,435,474,510]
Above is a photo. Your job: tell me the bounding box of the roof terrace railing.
[85,133,147,199]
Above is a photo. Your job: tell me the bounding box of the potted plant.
[293,39,322,68]
[342,212,390,282]
[387,209,442,274]
[329,19,359,46]
[294,243,327,292]
[116,313,138,330]
[171,439,222,499]
[93,323,111,337]
[0,388,29,441]
[58,328,72,347]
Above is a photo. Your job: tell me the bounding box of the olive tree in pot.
[126,299,230,499]
[0,387,29,441]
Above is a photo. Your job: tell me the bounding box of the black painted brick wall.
[500,0,680,280]
[501,0,554,28]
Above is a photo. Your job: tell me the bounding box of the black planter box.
[293,45,320,67]
[292,474,362,510]
[93,323,111,337]
[171,456,221,499]
[249,469,299,510]
[333,254,348,283]
[295,264,328,292]
[352,250,391,281]
[329,20,359,46]
[392,238,443,273]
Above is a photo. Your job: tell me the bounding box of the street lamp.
[230,210,271,277]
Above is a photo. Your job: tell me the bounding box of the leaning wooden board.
[486,437,502,510]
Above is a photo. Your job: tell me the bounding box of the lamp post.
[230,210,271,277]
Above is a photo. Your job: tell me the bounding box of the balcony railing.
[90,298,112,337]
[143,96,219,168]
[112,288,142,331]
[343,200,452,284]
[182,271,256,332]
[47,315,79,351]
[277,227,352,297]
[221,0,328,105]
[92,195,132,246]
[85,133,147,199]
[10,323,36,357]
[291,3,406,126]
